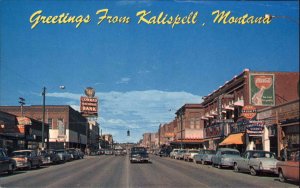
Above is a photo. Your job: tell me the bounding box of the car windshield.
[131,147,147,153]
[12,151,31,156]
[221,151,240,155]
[204,150,216,154]
[189,150,198,153]
[56,150,65,153]
[252,152,275,158]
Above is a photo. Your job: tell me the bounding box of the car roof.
[13,150,33,152]
[218,148,239,151]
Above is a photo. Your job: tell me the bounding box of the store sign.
[241,105,257,120]
[80,96,98,116]
[246,121,264,136]
[249,74,275,106]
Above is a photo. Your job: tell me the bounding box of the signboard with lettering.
[246,120,264,136]
[249,74,275,106]
[80,96,98,116]
[80,87,98,117]
[241,105,257,120]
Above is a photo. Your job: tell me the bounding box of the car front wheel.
[279,170,286,182]
[250,167,257,176]
[234,163,239,172]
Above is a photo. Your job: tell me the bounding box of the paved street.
[0,155,298,188]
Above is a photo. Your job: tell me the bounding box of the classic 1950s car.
[0,148,16,174]
[130,147,149,163]
[233,150,278,176]
[276,150,299,183]
[211,148,240,169]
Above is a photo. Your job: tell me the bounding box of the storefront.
[257,99,299,157]
[0,111,48,151]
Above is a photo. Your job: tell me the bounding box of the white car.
[233,150,279,176]
[170,149,179,159]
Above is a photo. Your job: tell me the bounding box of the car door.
[0,150,8,171]
[31,151,38,165]
[240,152,250,171]
[285,151,300,180]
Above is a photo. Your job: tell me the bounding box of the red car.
[276,151,299,183]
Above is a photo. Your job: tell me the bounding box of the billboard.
[80,87,98,117]
[249,73,275,106]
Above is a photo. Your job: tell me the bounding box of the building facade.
[201,69,299,153]
[0,105,88,150]
[0,111,48,152]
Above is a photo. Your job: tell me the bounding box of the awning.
[219,133,244,146]
[233,100,244,107]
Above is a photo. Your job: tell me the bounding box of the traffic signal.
[127,130,130,136]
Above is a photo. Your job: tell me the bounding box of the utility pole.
[19,97,25,116]
[42,87,46,150]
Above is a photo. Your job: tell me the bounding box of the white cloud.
[47,90,202,143]
[116,77,131,84]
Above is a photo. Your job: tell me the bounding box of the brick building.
[169,104,205,148]
[0,111,48,152]
[201,69,299,153]
[0,105,88,150]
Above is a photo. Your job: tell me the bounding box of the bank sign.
[80,96,98,117]
[249,74,275,106]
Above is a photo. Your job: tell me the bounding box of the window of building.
[48,118,53,129]
[57,118,65,135]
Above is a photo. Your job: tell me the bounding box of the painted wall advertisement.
[249,74,275,106]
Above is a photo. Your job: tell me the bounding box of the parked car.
[159,147,172,157]
[183,149,199,162]
[11,150,42,170]
[39,150,60,165]
[170,149,179,159]
[174,149,187,160]
[276,150,299,183]
[97,149,105,155]
[130,147,149,163]
[233,150,278,176]
[194,149,216,164]
[66,148,80,160]
[104,149,113,155]
[0,148,16,174]
[211,148,240,169]
[77,149,84,159]
[55,149,72,162]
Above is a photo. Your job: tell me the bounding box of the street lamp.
[41,86,65,150]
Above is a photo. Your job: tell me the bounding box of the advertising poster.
[249,73,275,106]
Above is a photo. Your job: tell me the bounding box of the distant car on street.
[130,147,149,163]
[11,150,42,170]
[276,150,299,183]
[170,149,179,159]
[0,148,16,174]
[55,149,72,162]
[211,148,240,169]
[104,149,113,155]
[114,149,125,156]
[39,150,60,165]
[233,150,278,176]
[174,149,187,160]
[66,148,80,160]
[183,149,199,162]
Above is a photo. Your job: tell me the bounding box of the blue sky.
[0,0,299,143]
